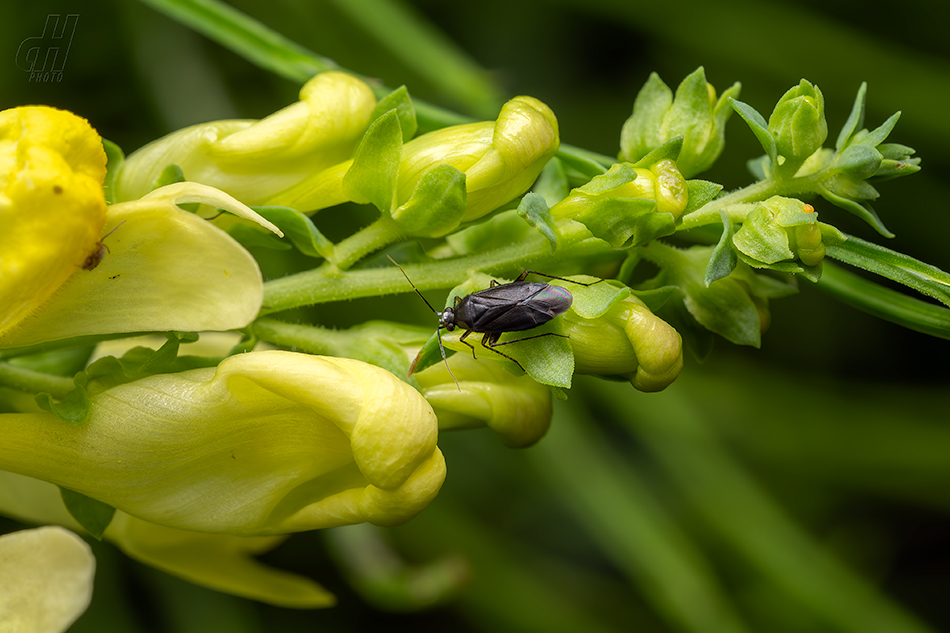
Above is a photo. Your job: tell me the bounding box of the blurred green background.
[2,0,949,631]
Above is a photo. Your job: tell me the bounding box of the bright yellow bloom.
[0,106,107,336]
[0,525,95,632]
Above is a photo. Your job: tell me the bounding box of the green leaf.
[343,109,403,212]
[730,98,776,165]
[517,193,559,252]
[101,138,124,205]
[835,82,867,150]
[815,262,950,340]
[825,236,950,308]
[371,86,418,142]
[684,180,723,214]
[253,206,334,258]
[859,111,900,148]
[60,488,116,540]
[579,197,674,248]
[835,145,883,179]
[705,212,738,286]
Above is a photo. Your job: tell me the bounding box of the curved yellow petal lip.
[1,106,108,337]
[0,471,335,608]
[0,525,95,632]
[0,183,273,348]
[0,351,445,536]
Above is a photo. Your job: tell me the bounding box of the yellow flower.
[0,525,95,632]
[0,350,445,536]
[0,106,107,336]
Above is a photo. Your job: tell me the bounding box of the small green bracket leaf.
[705,212,738,286]
[253,205,334,258]
[102,138,124,205]
[835,82,867,150]
[517,192,559,252]
[730,98,777,165]
[35,382,92,425]
[60,488,116,540]
[631,136,684,168]
[684,180,723,214]
[371,86,418,142]
[343,109,403,212]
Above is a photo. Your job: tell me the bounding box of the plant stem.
[329,215,407,269]
[261,222,604,313]
[0,362,75,399]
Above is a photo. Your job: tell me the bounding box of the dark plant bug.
[389,256,601,389]
[82,221,126,271]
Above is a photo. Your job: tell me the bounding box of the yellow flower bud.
[1,106,107,337]
[0,525,94,632]
[564,296,684,392]
[113,72,377,204]
[415,354,552,448]
[271,95,559,223]
[0,351,445,535]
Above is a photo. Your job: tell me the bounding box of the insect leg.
[514,271,603,287]
[480,332,526,372]
[458,329,478,359]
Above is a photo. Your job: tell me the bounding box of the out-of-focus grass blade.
[815,261,950,340]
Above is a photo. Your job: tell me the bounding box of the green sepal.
[410,329,452,377]
[631,136,683,169]
[343,109,402,211]
[836,144,883,179]
[684,179,723,214]
[575,162,637,195]
[859,111,900,148]
[705,211,738,286]
[60,488,115,540]
[35,378,92,425]
[580,196,675,248]
[818,185,893,238]
[390,164,467,237]
[517,192,559,252]
[731,98,777,166]
[102,138,124,205]
[371,86,418,142]
[619,72,672,163]
[252,205,334,258]
[835,82,867,151]
[225,223,292,251]
[561,276,628,319]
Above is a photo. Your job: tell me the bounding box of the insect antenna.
[388,256,461,391]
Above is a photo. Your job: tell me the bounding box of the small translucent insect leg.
[514,271,603,286]
[435,327,461,391]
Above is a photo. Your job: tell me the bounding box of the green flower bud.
[620,67,740,178]
[0,526,94,631]
[561,295,683,392]
[113,72,377,204]
[732,196,844,277]
[0,351,445,536]
[549,159,687,248]
[768,79,827,168]
[415,354,552,448]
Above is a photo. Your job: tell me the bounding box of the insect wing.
[462,282,572,333]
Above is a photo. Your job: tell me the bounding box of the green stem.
[261,223,604,313]
[0,362,75,399]
[329,215,407,269]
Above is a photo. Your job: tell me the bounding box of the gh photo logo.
[16,14,79,83]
